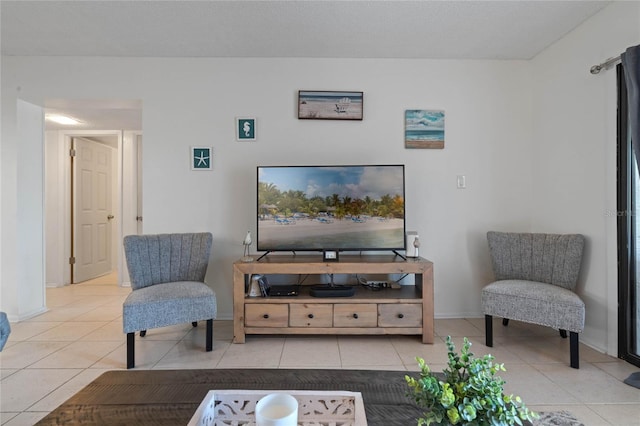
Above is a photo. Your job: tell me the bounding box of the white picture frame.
[236,117,257,141]
[191,146,213,170]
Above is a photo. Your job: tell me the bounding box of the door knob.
[107,214,115,220]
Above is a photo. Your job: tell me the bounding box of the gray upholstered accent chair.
[123,233,217,369]
[481,231,585,368]
[0,312,11,351]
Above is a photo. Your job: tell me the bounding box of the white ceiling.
[1,0,612,131]
[44,99,142,131]
[2,1,611,59]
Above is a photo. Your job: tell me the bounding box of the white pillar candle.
[255,393,298,426]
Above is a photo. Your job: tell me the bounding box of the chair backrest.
[0,312,11,352]
[124,233,212,290]
[487,231,584,290]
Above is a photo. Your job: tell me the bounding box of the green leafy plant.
[405,336,538,426]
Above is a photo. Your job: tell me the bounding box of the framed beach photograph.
[191,146,212,170]
[405,110,445,149]
[298,91,363,120]
[236,117,256,141]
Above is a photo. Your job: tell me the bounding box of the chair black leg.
[140,330,146,337]
[570,332,579,369]
[127,332,135,369]
[206,319,213,351]
[559,329,567,338]
[192,321,198,327]
[485,315,493,347]
[502,318,509,326]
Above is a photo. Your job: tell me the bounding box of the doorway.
[44,99,142,288]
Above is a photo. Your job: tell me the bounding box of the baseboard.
[434,312,484,319]
[7,306,49,322]
[580,336,608,356]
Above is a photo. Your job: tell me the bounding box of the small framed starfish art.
[191,146,213,171]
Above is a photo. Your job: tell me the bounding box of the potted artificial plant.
[406,336,538,426]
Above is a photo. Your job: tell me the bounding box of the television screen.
[257,165,406,252]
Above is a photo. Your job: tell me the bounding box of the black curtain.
[621,44,640,383]
[622,44,640,169]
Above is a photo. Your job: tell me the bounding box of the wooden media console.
[232,255,434,344]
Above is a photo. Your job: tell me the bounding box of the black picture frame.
[298,91,363,120]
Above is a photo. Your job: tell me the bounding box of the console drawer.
[290,304,333,327]
[378,303,422,327]
[245,304,288,327]
[334,304,377,327]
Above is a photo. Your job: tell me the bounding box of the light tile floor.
[1,273,639,425]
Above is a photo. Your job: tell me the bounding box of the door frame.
[120,131,143,287]
[56,130,124,286]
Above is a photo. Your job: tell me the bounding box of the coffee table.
[36,369,423,425]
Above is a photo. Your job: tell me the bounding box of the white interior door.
[72,137,113,283]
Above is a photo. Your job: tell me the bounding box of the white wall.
[44,130,66,287]
[2,56,533,322]
[530,1,640,354]
[1,100,47,321]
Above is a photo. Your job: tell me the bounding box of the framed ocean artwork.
[298,91,363,120]
[404,110,445,149]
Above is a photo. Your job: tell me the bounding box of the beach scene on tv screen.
[258,166,405,251]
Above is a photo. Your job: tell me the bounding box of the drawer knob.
[308,313,314,319]
[263,314,269,319]
[397,313,404,319]
[353,313,359,319]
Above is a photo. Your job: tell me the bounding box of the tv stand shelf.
[232,255,434,344]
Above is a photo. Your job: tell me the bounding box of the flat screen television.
[257,165,406,254]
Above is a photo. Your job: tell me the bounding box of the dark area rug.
[533,410,584,426]
[37,368,583,425]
